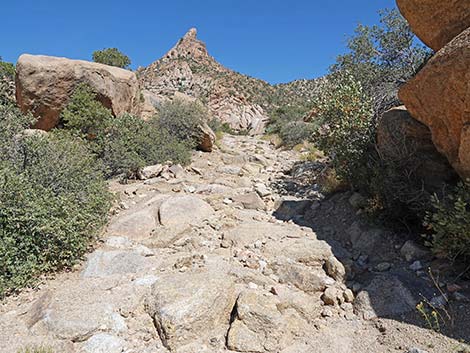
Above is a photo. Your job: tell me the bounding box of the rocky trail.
[1,135,469,353]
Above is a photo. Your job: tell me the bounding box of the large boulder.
[376,106,457,187]
[16,54,140,130]
[398,28,470,179]
[145,261,236,351]
[396,0,470,51]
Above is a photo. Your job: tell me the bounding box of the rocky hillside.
[138,28,320,134]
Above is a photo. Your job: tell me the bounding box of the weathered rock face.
[138,28,270,135]
[376,106,457,187]
[398,28,470,179]
[396,0,470,51]
[16,54,140,130]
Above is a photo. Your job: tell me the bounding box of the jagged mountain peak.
[163,27,211,63]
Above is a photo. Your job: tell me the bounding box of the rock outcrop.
[376,106,457,187]
[16,54,140,130]
[398,28,470,179]
[138,28,271,135]
[396,0,470,51]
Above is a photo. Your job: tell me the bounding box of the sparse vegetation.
[0,57,15,79]
[425,182,470,262]
[17,346,54,353]
[92,48,131,69]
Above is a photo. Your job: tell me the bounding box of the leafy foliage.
[92,48,131,69]
[60,83,113,139]
[0,56,15,79]
[311,73,374,186]
[153,98,207,148]
[331,8,431,117]
[59,85,192,178]
[425,182,470,262]
[99,113,191,177]
[0,133,110,297]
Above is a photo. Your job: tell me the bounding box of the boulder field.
[0,134,464,353]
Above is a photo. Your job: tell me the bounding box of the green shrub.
[0,57,15,79]
[60,83,113,139]
[92,48,131,69]
[311,72,374,186]
[331,8,431,117]
[279,120,315,148]
[266,105,313,146]
[153,98,207,148]
[98,113,191,177]
[208,118,235,135]
[425,182,470,262]
[59,85,192,178]
[0,134,110,297]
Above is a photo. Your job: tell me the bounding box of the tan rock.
[398,28,470,179]
[396,0,470,50]
[158,195,215,232]
[376,106,456,187]
[16,54,140,130]
[146,262,236,351]
[197,122,216,152]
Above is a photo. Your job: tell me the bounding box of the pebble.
[321,308,334,318]
[343,289,355,303]
[430,295,448,308]
[409,261,423,271]
[375,262,392,272]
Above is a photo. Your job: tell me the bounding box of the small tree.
[331,8,431,118]
[92,48,131,69]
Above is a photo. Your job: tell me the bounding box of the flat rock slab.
[146,262,236,351]
[158,195,215,232]
[81,250,150,278]
[107,207,158,240]
[354,275,418,320]
[81,333,125,353]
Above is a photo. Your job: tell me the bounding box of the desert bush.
[208,118,235,135]
[98,113,191,177]
[60,83,113,139]
[311,72,374,186]
[266,105,313,146]
[92,48,131,69]
[59,86,192,178]
[331,8,431,118]
[0,57,15,79]
[0,133,110,297]
[425,182,470,262]
[279,120,315,148]
[152,98,207,148]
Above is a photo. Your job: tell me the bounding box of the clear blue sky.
[1,0,396,84]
